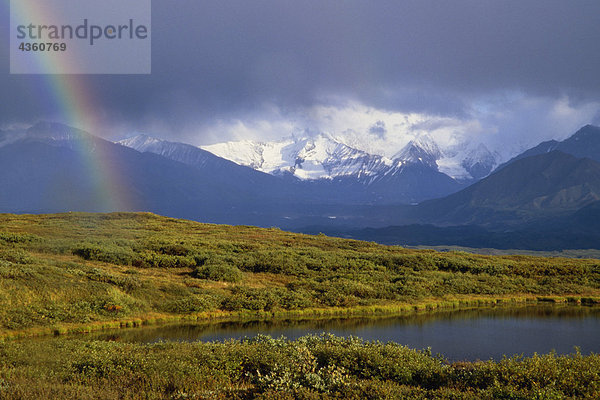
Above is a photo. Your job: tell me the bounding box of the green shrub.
[221,287,281,311]
[72,242,137,265]
[134,251,196,269]
[0,232,40,244]
[0,248,33,264]
[162,295,220,313]
[143,239,194,256]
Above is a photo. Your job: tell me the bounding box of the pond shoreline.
[3,293,599,342]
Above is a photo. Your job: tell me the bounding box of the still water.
[83,306,600,361]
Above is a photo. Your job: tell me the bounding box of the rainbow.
[8,0,136,212]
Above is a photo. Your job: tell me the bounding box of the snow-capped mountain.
[461,144,498,179]
[202,134,402,182]
[391,135,442,169]
[203,132,498,183]
[437,142,498,181]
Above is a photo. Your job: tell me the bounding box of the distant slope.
[118,134,301,199]
[497,124,600,170]
[316,217,600,251]
[0,122,291,225]
[119,134,254,170]
[0,138,247,218]
[365,163,464,204]
[307,201,600,251]
[416,151,600,226]
[556,125,600,161]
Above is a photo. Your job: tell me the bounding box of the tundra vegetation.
[0,212,599,398]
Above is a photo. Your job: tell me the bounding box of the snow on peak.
[118,134,164,150]
[460,143,498,179]
[437,142,498,181]
[203,131,503,182]
[392,134,442,168]
[203,133,396,181]
[119,130,500,183]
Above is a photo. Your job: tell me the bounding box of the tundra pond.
[57,305,600,362]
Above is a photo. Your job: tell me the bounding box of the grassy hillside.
[1,212,599,338]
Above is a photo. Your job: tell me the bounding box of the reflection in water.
[76,305,600,361]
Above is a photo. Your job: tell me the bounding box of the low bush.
[2,335,599,399]
[193,262,243,283]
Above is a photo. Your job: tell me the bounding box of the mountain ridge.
[415,150,600,227]
[496,124,600,171]
[121,133,465,204]
[201,132,498,183]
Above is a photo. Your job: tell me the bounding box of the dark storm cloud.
[2,0,600,137]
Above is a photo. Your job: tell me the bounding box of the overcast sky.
[3,0,600,156]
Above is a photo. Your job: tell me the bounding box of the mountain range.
[2,122,600,250]
[120,133,465,205]
[201,132,498,183]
